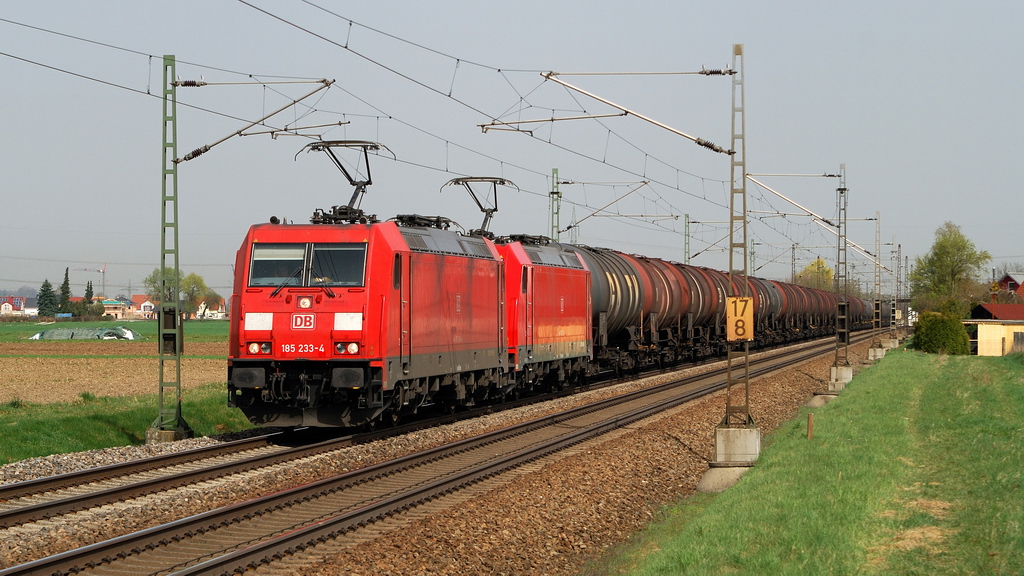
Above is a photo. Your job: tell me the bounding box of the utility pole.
[684,214,691,264]
[715,43,759,467]
[869,211,886,361]
[892,243,901,337]
[550,168,562,241]
[828,165,852,392]
[149,55,192,443]
[147,60,333,444]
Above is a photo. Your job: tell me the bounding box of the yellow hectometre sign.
[726,296,754,342]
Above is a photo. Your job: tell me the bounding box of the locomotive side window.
[311,243,367,287]
[393,254,402,289]
[249,244,305,287]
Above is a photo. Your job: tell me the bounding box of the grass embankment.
[0,384,251,464]
[593,349,1024,575]
[0,320,251,465]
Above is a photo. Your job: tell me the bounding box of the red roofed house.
[968,303,1024,356]
[132,295,156,319]
[0,296,26,316]
[996,273,1024,302]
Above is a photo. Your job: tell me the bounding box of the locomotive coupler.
[264,372,288,402]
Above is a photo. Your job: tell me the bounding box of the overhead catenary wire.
[2,10,733,238]
[236,3,733,204]
[1,11,838,278]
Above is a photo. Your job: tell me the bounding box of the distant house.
[995,273,1024,302]
[0,295,27,316]
[199,296,227,319]
[131,295,156,319]
[100,298,131,320]
[967,303,1024,356]
[971,303,1024,321]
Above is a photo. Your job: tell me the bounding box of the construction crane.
[73,264,106,297]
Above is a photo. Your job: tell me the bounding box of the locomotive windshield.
[249,244,305,287]
[249,243,367,288]
[311,244,366,287]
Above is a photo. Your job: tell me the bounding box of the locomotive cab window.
[311,243,367,287]
[249,244,305,287]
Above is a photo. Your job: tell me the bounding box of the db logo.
[291,313,315,330]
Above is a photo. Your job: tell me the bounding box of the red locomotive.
[227,141,876,428]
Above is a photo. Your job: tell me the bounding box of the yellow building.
[967,303,1024,356]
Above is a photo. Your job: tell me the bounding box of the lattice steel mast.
[722,43,753,428]
[834,165,850,368]
[550,168,562,241]
[151,55,192,442]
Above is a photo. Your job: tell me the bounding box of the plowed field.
[0,342,227,404]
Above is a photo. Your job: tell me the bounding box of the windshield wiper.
[312,277,337,298]
[270,267,303,298]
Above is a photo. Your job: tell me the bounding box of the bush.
[912,311,970,354]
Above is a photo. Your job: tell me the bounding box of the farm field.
[0,321,229,404]
[0,341,227,404]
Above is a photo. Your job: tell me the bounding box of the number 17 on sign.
[727,297,753,342]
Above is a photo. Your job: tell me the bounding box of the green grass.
[0,382,253,464]
[0,319,229,343]
[590,349,1024,576]
[0,321,245,465]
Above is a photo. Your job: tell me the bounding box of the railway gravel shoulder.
[287,340,876,576]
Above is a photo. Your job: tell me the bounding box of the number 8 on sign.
[727,297,753,342]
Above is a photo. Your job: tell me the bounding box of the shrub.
[912,311,970,354]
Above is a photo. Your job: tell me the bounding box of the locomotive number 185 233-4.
[281,343,326,354]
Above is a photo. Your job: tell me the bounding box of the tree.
[142,266,183,303]
[142,267,212,319]
[909,222,991,317]
[37,279,58,318]
[58,267,72,314]
[911,311,970,354]
[794,257,833,291]
[204,288,224,310]
[71,299,105,318]
[181,273,209,318]
[84,281,94,304]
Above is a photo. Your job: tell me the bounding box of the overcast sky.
[2,1,1021,298]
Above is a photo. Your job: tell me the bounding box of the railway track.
[1,335,862,576]
[0,375,601,530]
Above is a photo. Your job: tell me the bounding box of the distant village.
[0,294,227,320]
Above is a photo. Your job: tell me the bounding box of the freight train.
[227,143,877,428]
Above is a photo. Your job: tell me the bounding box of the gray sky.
[2,1,1021,298]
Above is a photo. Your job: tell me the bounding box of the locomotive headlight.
[297,296,313,309]
[247,342,272,355]
[335,342,360,354]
